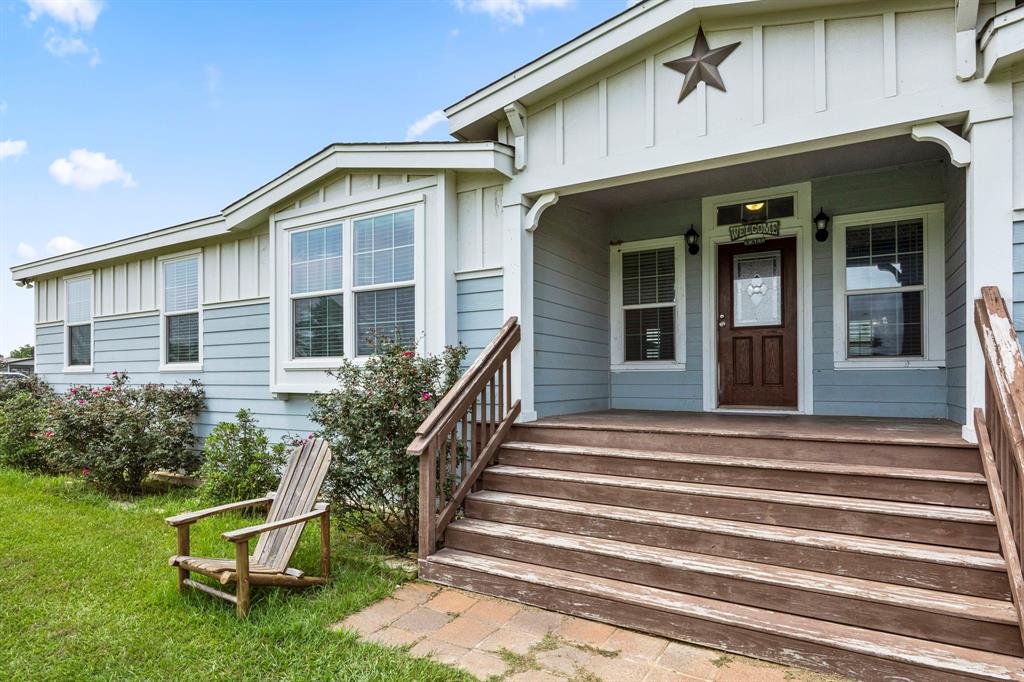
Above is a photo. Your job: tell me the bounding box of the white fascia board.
[221,142,513,230]
[980,6,1024,81]
[10,216,225,282]
[445,0,687,136]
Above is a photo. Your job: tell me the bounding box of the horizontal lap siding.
[34,303,315,447]
[1014,221,1024,342]
[457,276,503,365]
[945,165,967,424]
[609,198,703,411]
[811,161,950,419]
[534,203,610,417]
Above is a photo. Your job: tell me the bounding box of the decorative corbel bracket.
[524,192,559,233]
[504,101,527,172]
[911,122,971,168]
[955,0,980,81]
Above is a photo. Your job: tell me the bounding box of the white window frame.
[831,203,945,370]
[158,250,203,372]
[63,273,94,373]
[281,201,424,371]
[610,236,686,371]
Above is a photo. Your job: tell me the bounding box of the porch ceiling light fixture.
[813,207,831,242]
[685,225,701,255]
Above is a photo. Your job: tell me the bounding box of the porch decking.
[420,410,1024,681]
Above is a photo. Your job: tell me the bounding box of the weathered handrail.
[409,317,521,558]
[974,286,1024,644]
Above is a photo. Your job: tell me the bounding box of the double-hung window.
[353,209,415,355]
[291,224,344,358]
[286,208,417,362]
[833,204,944,368]
[610,237,686,369]
[161,256,201,368]
[65,276,93,369]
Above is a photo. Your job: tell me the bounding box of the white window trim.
[63,272,94,373]
[609,236,686,372]
[282,202,424,371]
[157,250,203,372]
[831,203,945,370]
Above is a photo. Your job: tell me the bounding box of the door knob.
[718,314,726,328]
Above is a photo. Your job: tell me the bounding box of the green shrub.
[0,375,55,472]
[309,338,467,551]
[197,408,287,505]
[45,372,205,495]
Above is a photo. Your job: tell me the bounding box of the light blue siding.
[534,202,610,417]
[944,165,967,424]
[608,197,703,411]
[457,275,503,365]
[34,302,315,446]
[811,160,954,419]
[1014,222,1024,339]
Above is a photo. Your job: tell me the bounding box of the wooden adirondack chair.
[165,437,332,617]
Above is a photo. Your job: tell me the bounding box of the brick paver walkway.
[332,582,849,681]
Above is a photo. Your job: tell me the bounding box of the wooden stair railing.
[975,286,1024,644]
[408,317,521,559]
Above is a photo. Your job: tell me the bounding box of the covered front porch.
[530,133,971,428]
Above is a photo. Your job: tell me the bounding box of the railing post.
[417,445,436,559]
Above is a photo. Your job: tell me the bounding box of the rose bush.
[197,408,288,505]
[0,374,55,472]
[45,372,205,495]
[309,338,467,551]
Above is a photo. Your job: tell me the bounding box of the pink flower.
[111,371,118,376]
[91,389,100,395]
[44,431,53,439]
[421,392,432,400]
[402,351,415,358]
[82,468,90,476]
[307,434,314,440]
[103,385,111,391]
[70,388,78,394]
[77,399,85,405]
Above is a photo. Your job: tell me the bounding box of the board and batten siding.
[1014,221,1024,342]
[34,302,315,445]
[811,160,955,419]
[533,202,610,417]
[457,276,504,365]
[33,230,271,324]
[608,198,704,411]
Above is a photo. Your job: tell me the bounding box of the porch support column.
[964,114,1014,441]
[502,194,537,422]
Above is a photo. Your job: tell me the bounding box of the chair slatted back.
[252,438,332,572]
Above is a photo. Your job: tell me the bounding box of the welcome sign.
[729,220,781,245]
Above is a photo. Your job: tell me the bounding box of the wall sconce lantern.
[685,225,700,255]
[813,207,831,242]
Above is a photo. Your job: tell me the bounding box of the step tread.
[427,549,1024,681]
[468,490,1007,571]
[449,517,1017,624]
[502,441,987,484]
[485,465,996,524]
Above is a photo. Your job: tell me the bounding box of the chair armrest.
[221,503,329,542]
[165,495,275,527]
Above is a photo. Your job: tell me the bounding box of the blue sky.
[0,0,625,354]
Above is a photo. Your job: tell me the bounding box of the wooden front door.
[717,237,798,408]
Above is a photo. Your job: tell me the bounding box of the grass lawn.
[0,468,470,681]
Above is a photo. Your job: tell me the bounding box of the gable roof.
[444,0,862,140]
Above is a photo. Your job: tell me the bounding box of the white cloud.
[0,102,7,114]
[0,140,28,160]
[43,28,100,66]
[46,236,84,255]
[406,110,447,141]
[25,0,103,32]
[455,0,572,26]
[49,149,136,189]
[450,27,461,38]
[204,64,221,94]
[16,242,37,260]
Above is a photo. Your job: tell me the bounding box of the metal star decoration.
[663,26,741,103]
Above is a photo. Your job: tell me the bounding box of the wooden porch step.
[422,549,1024,682]
[513,423,983,473]
[444,518,1021,655]
[465,490,1012,599]
[498,441,989,508]
[482,465,999,550]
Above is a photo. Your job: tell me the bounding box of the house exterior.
[11,0,1022,445]
[0,356,34,375]
[12,2,1024,676]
